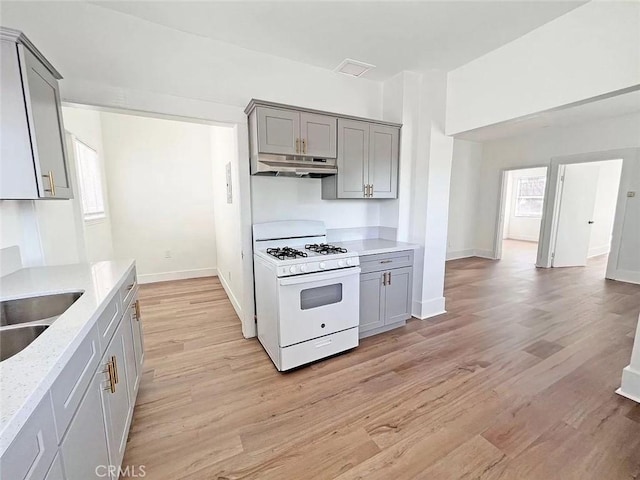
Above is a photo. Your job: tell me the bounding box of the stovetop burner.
[305,243,348,255]
[266,247,308,260]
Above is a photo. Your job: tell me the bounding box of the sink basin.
[0,292,82,327]
[0,325,49,361]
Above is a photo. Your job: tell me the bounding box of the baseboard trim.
[607,269,640,285]
[218,271,243,320]
[505,236,538,243]
[588,244,610,258]
[617,365,640,404]
[446,249,475,261]
[473,249,496,260]
[138,268,217,285]
[413,297,446,320]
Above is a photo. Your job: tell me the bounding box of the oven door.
[277,267,361,347]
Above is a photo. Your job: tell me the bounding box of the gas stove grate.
[305,243,348,255]
[266,247,308,260]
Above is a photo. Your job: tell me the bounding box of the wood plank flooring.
[122,249,640,479]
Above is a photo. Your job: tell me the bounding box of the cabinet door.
[384,267,412,325]
[369,124,399,199]
[131,299,145,383]
[20,45,72,198]
[122,306,139,410]
[1,40,39,199]
[300,112,336,158]
[359,271,385,333]
[60,371,111,480]
[100,320,132,470]
[256,107,300,156]
[337,119,369,198]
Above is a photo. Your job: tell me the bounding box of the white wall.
[251,177,382,228]
[446,139,482,259]
[504,167,547,242]
[99,112,217,283]
[472,113,640,281]
[61,107,114,262]
[446,1,640,134]
[0,201,42,270]
[587,159,623,258]
[211,125,244,316]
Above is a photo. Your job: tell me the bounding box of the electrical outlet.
[164,250,172,259]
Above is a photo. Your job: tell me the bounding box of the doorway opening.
[61,104,236,286]
[550,159,623,271]
[496,167,548,266]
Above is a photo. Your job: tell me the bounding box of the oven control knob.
[346,258,352,266]
[300,265,307,272]
[338,260,345,267]
[319,262,326,270]
[289,266,297,274]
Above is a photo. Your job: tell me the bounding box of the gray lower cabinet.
[0,268,143,480]
[359,271,386,332]
[0,394,58,480]
[44,455,65,480]
[0,28,71,200]
[322,119,399,199]
[359,251,413,337]
[101,319,132,471]
[60,372,111,480]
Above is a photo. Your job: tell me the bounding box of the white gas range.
[253,221,360,371]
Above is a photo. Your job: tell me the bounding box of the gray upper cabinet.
[369,124,399,199]
[335,119,369,199]
[323,119,400,200]
[257,106,300,156]
[0,28,72,200]
[255,106,337,158]
[300,112,337,158]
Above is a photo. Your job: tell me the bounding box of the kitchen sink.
[0,292,82,327]
[0,325,49,361]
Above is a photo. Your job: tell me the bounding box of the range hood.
[252,154,337,178]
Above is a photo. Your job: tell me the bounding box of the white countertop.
[0,259,135,453]
[333,238,419,256]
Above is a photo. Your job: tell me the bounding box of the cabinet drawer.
[96,294,121,353]
[119,267,137,308]
[50,324,101,441]
[359,250,414,274]
[0,393,57,480]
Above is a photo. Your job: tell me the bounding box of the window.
[515,175,546,217]
[74,139,106,221]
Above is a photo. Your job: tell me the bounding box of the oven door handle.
[278,267,361,286]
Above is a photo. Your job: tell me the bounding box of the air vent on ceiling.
[334,58,376,78]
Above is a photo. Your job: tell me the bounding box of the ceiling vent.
[334,58,375,78]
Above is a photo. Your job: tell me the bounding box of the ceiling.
[91,1,586,81]
[455,88,640,142]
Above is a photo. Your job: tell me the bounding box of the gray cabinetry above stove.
[245,99,400,186]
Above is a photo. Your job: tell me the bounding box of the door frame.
[493,164,549,260]
[62,93,257,338]
[538,148,637,281]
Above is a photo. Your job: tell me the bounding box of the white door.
[552,163,600,267]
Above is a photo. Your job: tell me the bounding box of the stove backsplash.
[326,226,397,243]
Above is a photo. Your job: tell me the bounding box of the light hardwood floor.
[122,253,640,479]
